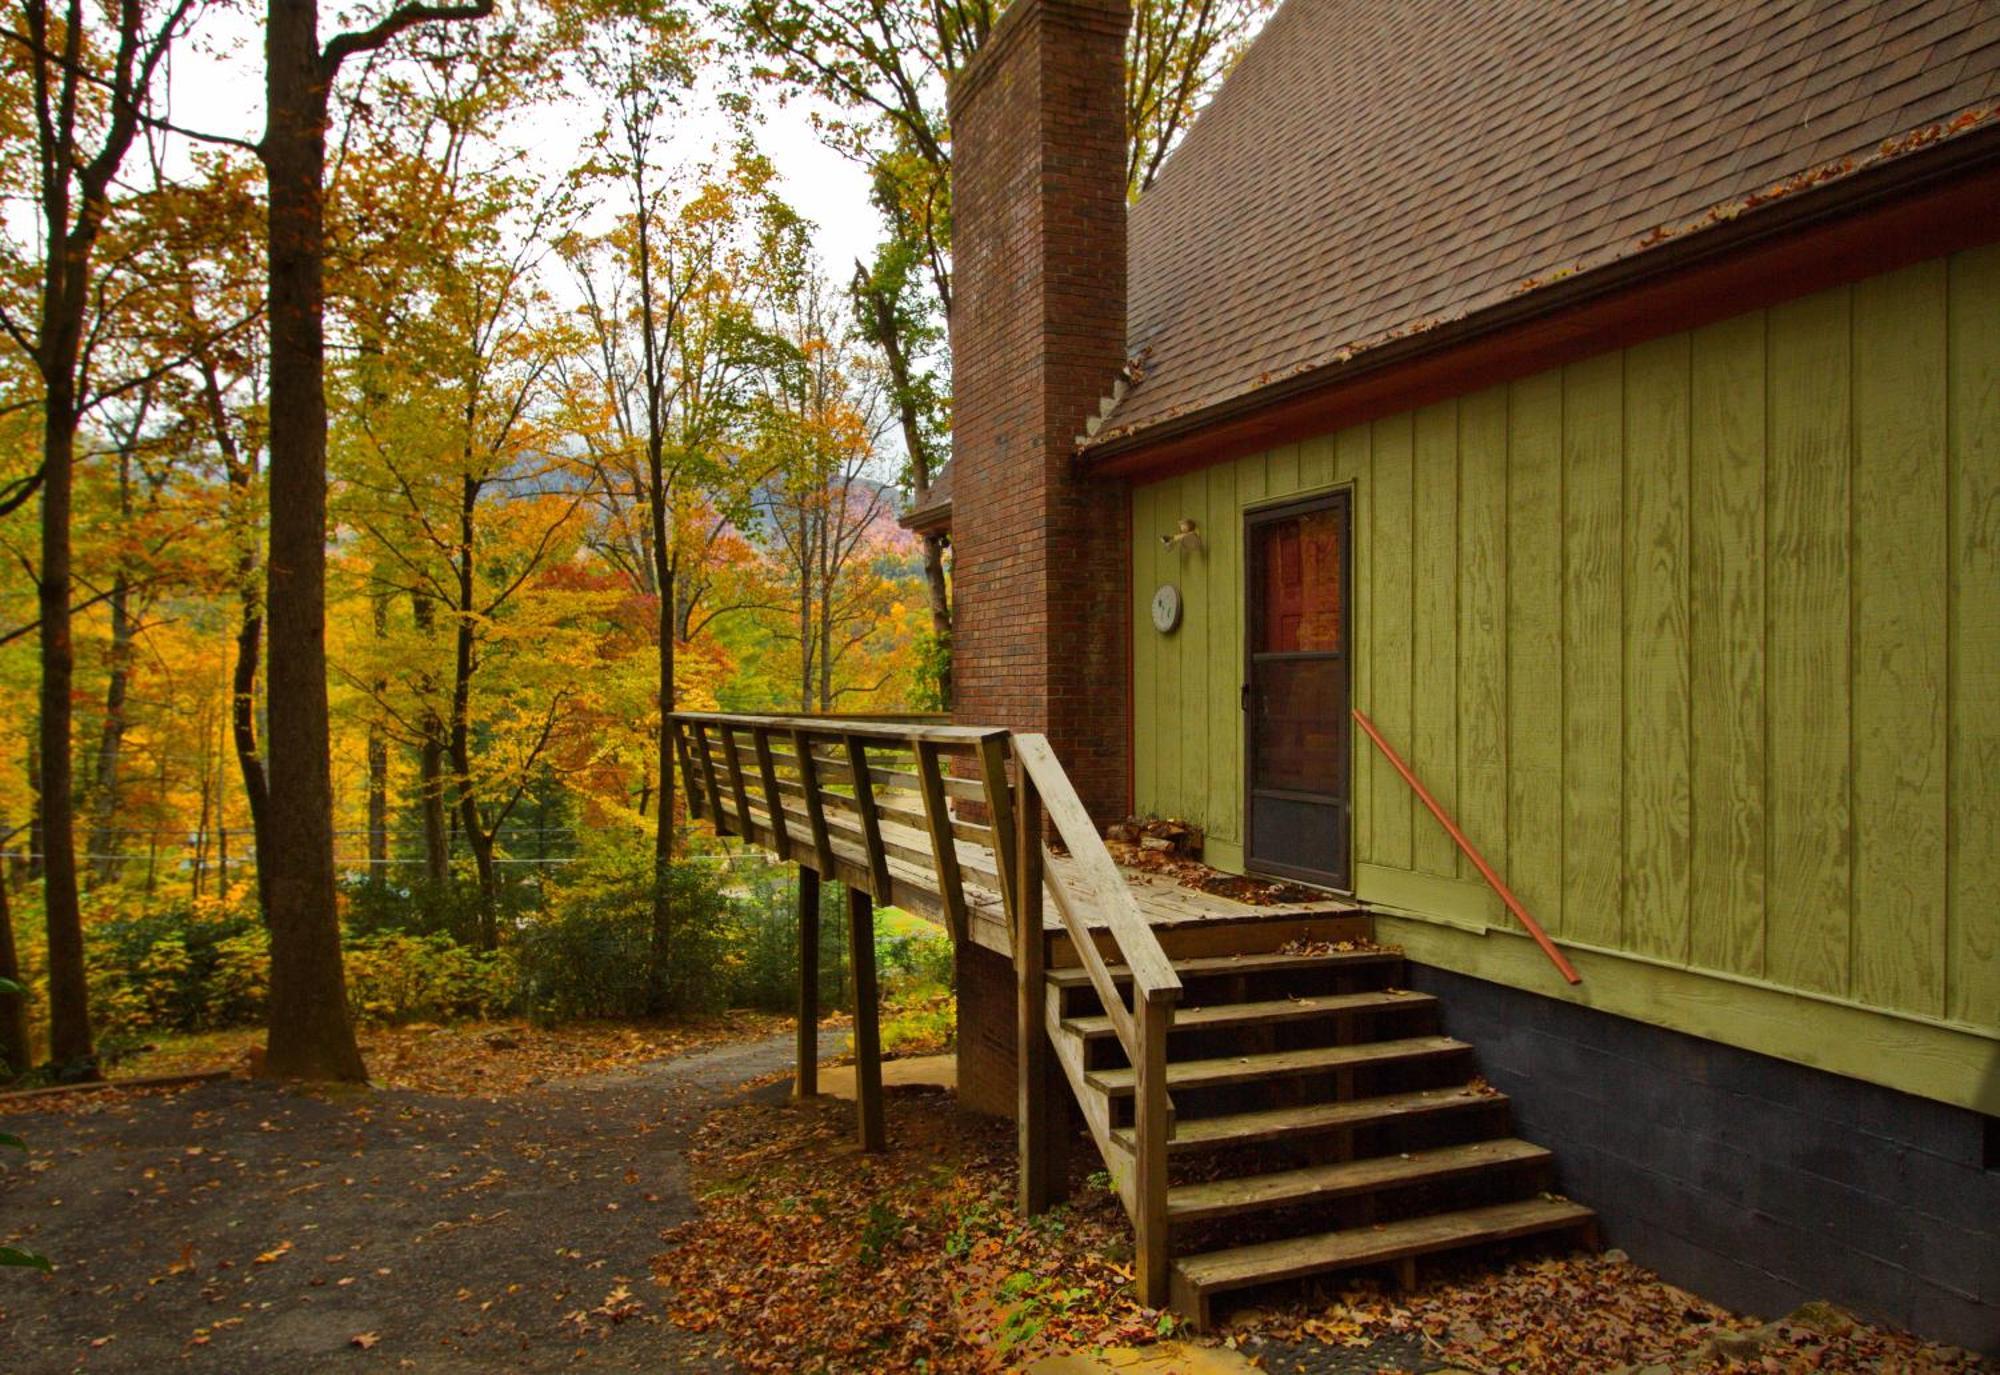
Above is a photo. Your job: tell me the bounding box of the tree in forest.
[729,0,1274,699]
[2,0,206,1079]
[754,273,913,711]
[566,28,805,1006]
[342,210,602,944]
[257,0,494,1082]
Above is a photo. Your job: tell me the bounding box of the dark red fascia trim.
[1086,135,2000,483]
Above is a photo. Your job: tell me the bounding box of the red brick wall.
[954,943,1018,1117]
[948,0,1133,826]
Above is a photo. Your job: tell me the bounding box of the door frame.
[1242,487,1354,892]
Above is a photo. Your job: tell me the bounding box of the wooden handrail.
[1351,708,1582,986]
[1012,732,1179,1307]
[1012,735,1182,1010]
[672,709,987,745]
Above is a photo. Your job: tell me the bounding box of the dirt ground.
[1,1026,841,1374]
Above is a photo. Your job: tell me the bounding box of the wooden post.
[1134,995,1171,1308]
[795,866,820,1099]
[847,884,885,1151]
[1016,766,1052,1214]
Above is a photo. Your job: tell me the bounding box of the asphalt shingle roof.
[1095,0,2000,447]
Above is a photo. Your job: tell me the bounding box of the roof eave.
[1084,117,2000,479]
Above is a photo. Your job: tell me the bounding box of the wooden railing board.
[791,727,836,873]
[721,726,754,834]
[978,733,1019,918]
[692,721,726,831]
[753,730,790,854]
[674,709,995,746]
[916,739,970,946]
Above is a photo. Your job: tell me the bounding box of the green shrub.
[343,933,513,1024]
[517,844,736,1020]
[342,872,533,947]
[83,898,266,1055]
[727,864,852,1013]
[876,919,954,995]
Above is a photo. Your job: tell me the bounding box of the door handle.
[1241,683,1252,712]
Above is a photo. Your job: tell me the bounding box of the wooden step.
[1047,949,1402,991]
[1063,990,1434,1041]
[1170,1196,1596,1321]
[1167,1138,1550,1224]
[1111,1085,1503,1155]
[1085,1036,1471,1096]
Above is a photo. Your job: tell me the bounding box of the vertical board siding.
[1561,354,1626,948]
[1506,371,1567,935]
[1413,401,1461,878]
[1132,480,1158,825]
[1335,426,1374,862]
[1849,263,1949,1018]
[1688,312,1768,976]
[1179,470,1211,827]
[1622,335,1693,962]
[1369,414,1417,870]
[1127,249,1996,1032]
[1947,244,2000,1030]
[1206,462,1242,849]
[1457,386,1509,880]
[1764,289,1854,998]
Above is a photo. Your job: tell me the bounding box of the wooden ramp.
[668,711,1593,1325]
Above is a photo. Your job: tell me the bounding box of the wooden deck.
[670,710,1355,961]
[728,778,1354,958]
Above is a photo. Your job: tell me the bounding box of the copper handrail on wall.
[1351,707,1582,986]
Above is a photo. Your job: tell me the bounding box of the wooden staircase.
[1045,934,1596,1328]
[665,710,1593,1329]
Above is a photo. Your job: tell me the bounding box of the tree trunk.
[258,0,366,1081]
[446,476,499,947]
[921,531,952,704]
[24,736,43,883]
[39,367,95,1078]
[232,569,270,917]
[84,564,133,889]
[412,591,450,883]
[207,358,270,918]
[858,275,952,704]
[647,556,676,1012]
[366,595,389,875]
[0,854,30,1081]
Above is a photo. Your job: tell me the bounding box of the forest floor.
[4,1020,1991,1375]
[659,1089,1995,1375]
[0,1013,811,1373]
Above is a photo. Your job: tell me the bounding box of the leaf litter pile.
[99,1011,790,1097]
[1237,1253,1990,1374]
[655,1087,1170,1372]
[655,1089,1992,1375]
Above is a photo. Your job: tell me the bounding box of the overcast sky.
[159,9,884,277]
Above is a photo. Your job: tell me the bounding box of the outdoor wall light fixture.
[1161,518,1204,556]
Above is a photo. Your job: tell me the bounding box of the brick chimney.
[948,0,1132,825]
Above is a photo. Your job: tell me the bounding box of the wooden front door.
[1245,492,1352,889]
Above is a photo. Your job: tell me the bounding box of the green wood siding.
[1130,248,2000,1075]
